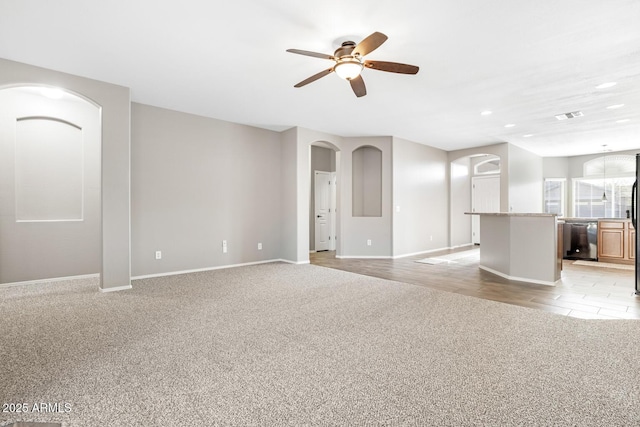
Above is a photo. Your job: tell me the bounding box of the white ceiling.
[1,0,639,157]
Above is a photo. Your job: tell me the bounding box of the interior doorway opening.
[450,153,501,248]
[309,143,339,259]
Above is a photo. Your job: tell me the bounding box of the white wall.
[508,144,543,213]
[392,137,449,257]
[131,103,283,276]
[450,157,472,248]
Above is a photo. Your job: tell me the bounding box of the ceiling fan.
[286,32,419,98]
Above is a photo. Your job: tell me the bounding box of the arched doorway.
[309,141,340,258]
[450,153,501,247]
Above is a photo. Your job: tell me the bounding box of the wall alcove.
[352,145,382,217]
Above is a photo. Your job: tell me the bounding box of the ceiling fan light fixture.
[334,58,363,80]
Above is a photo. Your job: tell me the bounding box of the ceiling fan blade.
[286,49,335,60]
[294,67,334,88]
[364,60,419,74]
[352,32,388,57]
[349,75,367,97]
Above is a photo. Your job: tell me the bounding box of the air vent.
[555,111,584,120]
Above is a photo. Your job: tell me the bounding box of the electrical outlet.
[367,239,372,246]
[222,240,227,253]
[258,242,262,250]
[396,206,401,213]
[155,251,162,260]
[430,235,433,241]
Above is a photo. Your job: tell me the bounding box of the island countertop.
[466,213,561,285]
[465,212,558,217]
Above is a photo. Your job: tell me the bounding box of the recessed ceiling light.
[616,119,631,123]
[504,124,515,128]
[523,134,533,138]
[480,110,492,116]
[606,104,625,109]
[596,82,617,89]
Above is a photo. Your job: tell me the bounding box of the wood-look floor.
[310,248,640,320]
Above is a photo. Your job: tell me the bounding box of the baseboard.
[0,273,100,289]
[451,243,475,249]
[479,265,558,286]
[131,259,289,280]
[342,244,477,260]
[391,246,451,259]
[99,284,133,293]
[279,259,310,265]
[336,255,393,259]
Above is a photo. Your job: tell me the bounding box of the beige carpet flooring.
[1,262,640,426]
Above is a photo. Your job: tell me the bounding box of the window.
[544,179,565,215]
[474,156,500,175]
[573,177,634,218]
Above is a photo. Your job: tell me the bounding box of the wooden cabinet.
[598,220,635,264]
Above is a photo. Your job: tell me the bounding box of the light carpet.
[1,262,640,426]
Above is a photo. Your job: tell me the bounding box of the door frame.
[471,174,501,244]
[314,170,332,251]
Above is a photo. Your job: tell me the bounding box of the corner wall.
[392,137,449,257]
[0,58,131,290]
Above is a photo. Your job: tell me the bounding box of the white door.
[471,175,500,244]
[314,171,331,251]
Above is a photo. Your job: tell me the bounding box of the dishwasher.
[562,220,598,260]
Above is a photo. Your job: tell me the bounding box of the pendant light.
[601,145,608,202]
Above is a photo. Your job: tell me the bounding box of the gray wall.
[0,58,131,290]
[340,136,393,257]
[131,103,282,277]
[392,137,449,257]
[280,127,299,262]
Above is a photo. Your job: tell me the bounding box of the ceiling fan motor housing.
[335,41,357,58]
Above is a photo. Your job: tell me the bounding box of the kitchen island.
[466,212,561,285]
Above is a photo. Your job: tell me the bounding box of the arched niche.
[0,85,102,284]
[352,145,382,217]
